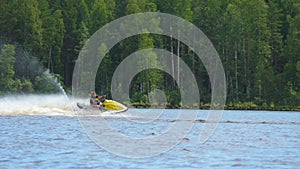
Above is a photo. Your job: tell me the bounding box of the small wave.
[106,116,300,125]
[192,119,300,125]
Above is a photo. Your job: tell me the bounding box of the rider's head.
[91,91,96,97]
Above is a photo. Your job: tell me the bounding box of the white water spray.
[51,73,69,101]
[0,94,74,116]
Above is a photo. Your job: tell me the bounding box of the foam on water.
[0,94,75,116]
[0,94,131,117]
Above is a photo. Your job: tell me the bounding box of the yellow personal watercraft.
[102,99,128,112]
[77,99,128,113]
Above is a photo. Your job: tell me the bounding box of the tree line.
[0,0,299,109]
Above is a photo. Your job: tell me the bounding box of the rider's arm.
[90,98,95,105]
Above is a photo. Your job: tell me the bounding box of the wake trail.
[0,94,75,116]
[0,95,132,118]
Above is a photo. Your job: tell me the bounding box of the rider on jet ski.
[90,91,106,110]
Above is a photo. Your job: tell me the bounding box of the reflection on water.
[0,109,299,168]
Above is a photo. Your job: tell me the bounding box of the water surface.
[0,109,299,168]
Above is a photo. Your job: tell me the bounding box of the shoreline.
[130,103,300,112]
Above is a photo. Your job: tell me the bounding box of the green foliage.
[0,43,66,94]
[34,70,61,93]
[39,0,65,73]
[0,44,16,92]
[0,0,299,109]
[167,90,181,108]
[88,0,113,34]
[20,78,34,93]
[14,49,44,81]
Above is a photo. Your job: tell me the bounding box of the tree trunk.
[235,44,238,102]
[171,34,175,88]
[48,46,52,72]
[63,51,71,86]
[177,29,180,86]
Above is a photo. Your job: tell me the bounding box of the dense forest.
[0,0,299,109]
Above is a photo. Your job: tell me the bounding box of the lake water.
[0,95,299,168]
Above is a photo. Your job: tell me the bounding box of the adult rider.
[90,91,106,110]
